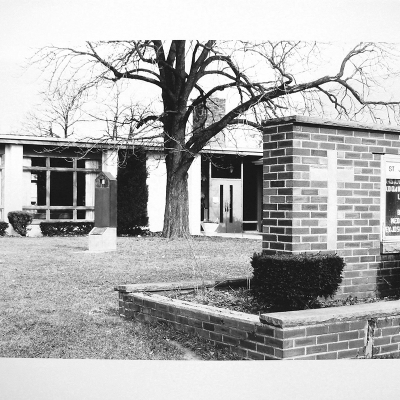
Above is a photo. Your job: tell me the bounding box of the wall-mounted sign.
[386,168,400,236]
[386,162,400,178]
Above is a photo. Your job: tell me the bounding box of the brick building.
[262,116,400,298]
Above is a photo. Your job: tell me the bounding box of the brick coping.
[262,115,400,133]
[115,277,250,293]
[260,300,400,328]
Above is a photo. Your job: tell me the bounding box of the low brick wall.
[116,281,400,360]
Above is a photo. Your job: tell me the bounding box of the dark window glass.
[50,158,73,168]
[50,209,73,219]
[243,222,257,231]
[229,185,233,223]
[211,156,241,179]
[77,210,86,219]
[29,209,46,219]
[77,172,86,206]
[77,159,86,168]
[243,163,259,221]
[31,171,46,205]
[50,171,73,206]
[77,159,99,169]
[31,157,46,167]
[219,185,223,222]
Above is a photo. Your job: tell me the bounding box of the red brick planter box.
[116,280,400,360]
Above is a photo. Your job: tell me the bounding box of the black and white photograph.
[1,1,400,399]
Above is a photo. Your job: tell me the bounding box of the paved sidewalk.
[202,232,262,240]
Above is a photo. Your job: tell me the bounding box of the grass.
[0,235,260,360]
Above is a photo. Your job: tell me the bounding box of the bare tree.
[84,84,163,143]
[21,80,88,138]
[31,40,400,237]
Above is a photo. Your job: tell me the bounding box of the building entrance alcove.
[201,154,262,234]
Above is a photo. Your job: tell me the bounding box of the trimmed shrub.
[40,221,94,236]
[7,211,33,236]
[0,222,9,236]
[251,252,345,311]
[117,148,148,236]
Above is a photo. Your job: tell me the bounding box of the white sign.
[386,162,400,178]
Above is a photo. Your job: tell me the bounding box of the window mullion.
[46,165,50,219]
[73,171,77,220]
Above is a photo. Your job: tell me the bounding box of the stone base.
[27,224,43,237]
[5,225,20,237]
[88,227,117,252]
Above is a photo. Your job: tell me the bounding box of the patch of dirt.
[166,287,400,314]
[167,287,261,314]
[168,340,202,360]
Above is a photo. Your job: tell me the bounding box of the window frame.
[23,155,100,222]
[381,154,400,244]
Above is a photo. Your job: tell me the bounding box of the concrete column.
[85,160,97,220]
[146,152,166,232]
[188,155,201,235]
[102,149,118,178]
[3,144,24,219]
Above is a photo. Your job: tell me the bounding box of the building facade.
[0,133,263,236]
[0,136,117,226]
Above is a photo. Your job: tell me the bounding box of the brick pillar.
[262,117,383,298]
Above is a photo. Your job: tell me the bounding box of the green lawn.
[0,235,261,360]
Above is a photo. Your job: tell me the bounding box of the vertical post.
[188,155,201,235]
[146,152,166,232]
[3,144,24,220]
[85,160,98,220]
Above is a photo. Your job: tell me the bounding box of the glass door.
[209,179,242,233]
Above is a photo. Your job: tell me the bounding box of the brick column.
[262,117,384,298]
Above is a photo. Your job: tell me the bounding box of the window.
[23,156,100,221]
[211,155,242,179]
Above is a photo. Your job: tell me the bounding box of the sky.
[2,0,400,136]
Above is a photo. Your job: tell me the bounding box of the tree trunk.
[162,165,190,238]
[162,148,193,238]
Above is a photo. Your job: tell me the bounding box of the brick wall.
[119,290,282,360]
[193,98,226,129]
[193,97,226,146]
[262,116,400,298]
[117,283,400,360]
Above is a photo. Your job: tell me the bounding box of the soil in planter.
[166,287,263,314]
[165,287,400,315]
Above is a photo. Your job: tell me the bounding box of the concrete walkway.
[201,232,262,240]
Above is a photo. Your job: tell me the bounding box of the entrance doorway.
[209,179,242,233]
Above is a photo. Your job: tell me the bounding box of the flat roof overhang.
[0,135,262,156]
[0,135,133,149]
